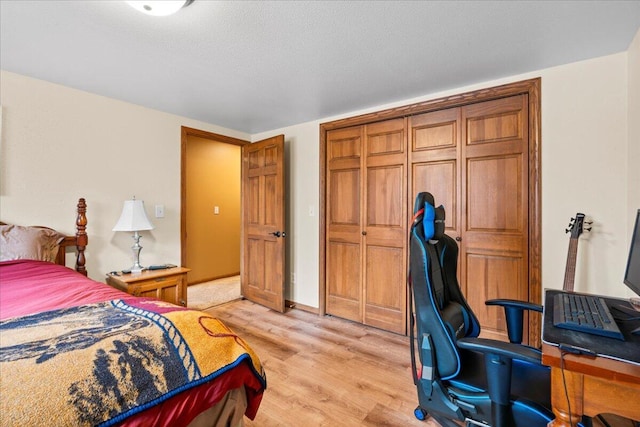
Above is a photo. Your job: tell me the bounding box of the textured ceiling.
[1,1,639,134]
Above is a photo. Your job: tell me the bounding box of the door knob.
[270,231,281,238]
[455,236,462,241]
[362,231,367,236]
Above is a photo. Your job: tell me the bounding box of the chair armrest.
[457,337,542,365]
[485,299,543,313]
[485,299,543,344]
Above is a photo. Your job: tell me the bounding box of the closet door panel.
[328,128,362,161]
[461,95,529,343]
[326,126,364,322]
[366,118,405,156]
[412,161,457,231]
[467,107,522,145]
[412,114,457,151]
[409,108,461,236]
[327,241,362,321]
[366,165,404,228]
[465,252,525,339]
[363,119,407,334]
[329,168,360,226]
[364,245,405,333]
[466,155,523,232]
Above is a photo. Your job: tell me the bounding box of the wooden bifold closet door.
[322,80,539,344]
[409,95,530,342]
[325,118,407,334]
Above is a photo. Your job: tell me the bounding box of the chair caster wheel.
[414,406,427,421]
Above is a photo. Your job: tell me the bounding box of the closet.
[320,79,541,345]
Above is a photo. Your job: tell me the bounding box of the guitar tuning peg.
[585,227,592,232]
[565,227,571,233]
[585,220,593,225]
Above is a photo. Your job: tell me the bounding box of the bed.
[0,198,266,427]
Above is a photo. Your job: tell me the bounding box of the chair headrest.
[412,192,446,241]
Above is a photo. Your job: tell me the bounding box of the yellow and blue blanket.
[0,298,266,426]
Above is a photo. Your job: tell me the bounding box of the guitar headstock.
[566,213,592,238]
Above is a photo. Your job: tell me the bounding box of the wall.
[185,136,241,284]
[2,32,638,305]
[0,70,250,281]
[541,54,628,297]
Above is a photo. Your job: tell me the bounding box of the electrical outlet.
[214,206,220,215]
[291,272,296,283]
[155,205,165,218]
[308,205,315,216]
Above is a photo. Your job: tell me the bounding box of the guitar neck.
[563,239,579,292]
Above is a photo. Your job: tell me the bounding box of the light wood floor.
[205,299,440,427]
[206,300,637,427]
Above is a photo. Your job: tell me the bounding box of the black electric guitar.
[563,213,591,292]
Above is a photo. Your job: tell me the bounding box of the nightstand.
[106,267,191,307]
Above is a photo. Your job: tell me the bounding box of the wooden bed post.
[75,198,88,276]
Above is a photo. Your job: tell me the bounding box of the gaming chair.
[408,192,554,427]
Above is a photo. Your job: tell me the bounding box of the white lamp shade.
[113,199,154,232]
[126,1,191,16]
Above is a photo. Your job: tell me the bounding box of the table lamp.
[113,197,154,273]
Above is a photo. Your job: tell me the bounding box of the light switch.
[155,205,165,218]
[214,206,220,215]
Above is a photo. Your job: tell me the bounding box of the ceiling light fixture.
[126,0,193,17]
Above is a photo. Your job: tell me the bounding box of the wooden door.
[461,95,529,342]
[326,125,364,323]
[241,135,286,312]
[325,119,407,334]
[409,95,530,343]
[362,119,407,334]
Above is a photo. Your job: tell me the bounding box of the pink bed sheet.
[0,260,128,320]
[0,260,264,426]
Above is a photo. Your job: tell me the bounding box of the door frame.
[318,78,542,346]
[180,126,249,279]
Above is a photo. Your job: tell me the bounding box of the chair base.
[415,380,554,427]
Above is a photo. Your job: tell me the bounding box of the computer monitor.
[622,210,640,338]
[624,209,640,307]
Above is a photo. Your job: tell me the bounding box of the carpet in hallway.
[187,275,241,310]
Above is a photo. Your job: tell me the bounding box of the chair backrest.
[409,192,480,380]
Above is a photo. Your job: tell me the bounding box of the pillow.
[0,224,65,263]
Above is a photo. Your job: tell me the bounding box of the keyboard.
[553,293,624,340]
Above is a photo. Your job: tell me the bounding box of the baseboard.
[285,299,319,314]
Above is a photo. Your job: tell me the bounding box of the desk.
[541,290,640,427]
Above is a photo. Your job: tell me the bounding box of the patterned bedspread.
[0,297,266,427]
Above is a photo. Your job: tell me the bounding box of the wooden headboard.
[1,198,88,275]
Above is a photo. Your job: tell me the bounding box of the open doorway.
[181,127,249,285]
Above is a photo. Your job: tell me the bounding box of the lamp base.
[129,231,146,273]
[129,265,145,274]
